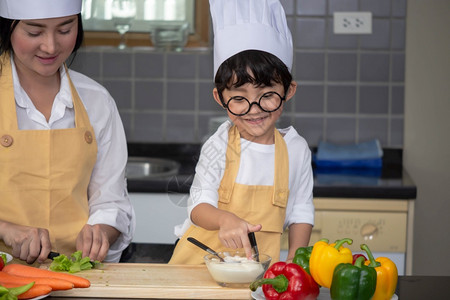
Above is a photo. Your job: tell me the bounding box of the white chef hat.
[210,0,293,76]
[0,0,82,20]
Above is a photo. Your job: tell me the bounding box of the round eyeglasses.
[223,91,286,116]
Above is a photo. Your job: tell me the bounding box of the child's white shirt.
[174,120,314,237]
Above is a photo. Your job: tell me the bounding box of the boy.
[169,0,314,264]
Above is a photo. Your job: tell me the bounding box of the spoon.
[187,237,225,262]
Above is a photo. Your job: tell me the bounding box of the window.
[81,0,210,48]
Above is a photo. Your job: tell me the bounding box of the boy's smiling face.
[213,79,297,145]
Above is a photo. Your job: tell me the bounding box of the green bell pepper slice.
[0,282,34,300]
[330,256,377,300]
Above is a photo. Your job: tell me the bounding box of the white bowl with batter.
[204,251,271,287]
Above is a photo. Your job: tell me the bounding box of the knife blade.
[248,232,260,262]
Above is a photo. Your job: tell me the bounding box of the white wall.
[404,0,450,275]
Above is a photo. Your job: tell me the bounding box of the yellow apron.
[169,125,289,264]
[0,53,98,259]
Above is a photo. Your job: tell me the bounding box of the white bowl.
[204,251,271,288]
[0,251,12,263]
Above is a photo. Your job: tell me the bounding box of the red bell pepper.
[249,261,319,300]
[0,253,6,271]
[352,253,367,264]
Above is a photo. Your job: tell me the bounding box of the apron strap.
[0,53,19,130]
[61,65,95,145]
[63,64,91,129]
[273,129,289,207]
[218,125,240,203]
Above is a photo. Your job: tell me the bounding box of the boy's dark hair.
[0,14,84,69]
[214,50,292,105]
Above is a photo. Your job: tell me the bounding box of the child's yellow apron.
[0,53,98,258]
[169,125,289,264]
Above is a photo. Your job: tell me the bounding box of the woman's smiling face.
[10,15,78,78]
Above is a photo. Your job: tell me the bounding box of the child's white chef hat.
[0,0,82,20]
[210,0,293,76]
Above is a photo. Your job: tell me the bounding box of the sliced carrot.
[1,282,52,299]
[3,264,90,288]
[0,271,73,291]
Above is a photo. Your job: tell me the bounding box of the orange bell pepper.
[362,244,398,300]
[309,238,353,288]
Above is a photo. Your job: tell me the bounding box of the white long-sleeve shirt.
[175,120,314,237]
[11,59,135,262]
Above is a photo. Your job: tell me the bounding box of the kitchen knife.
[47,251,60,260]
[248,232,260,262]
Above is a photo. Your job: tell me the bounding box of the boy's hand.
[218,213,262,259]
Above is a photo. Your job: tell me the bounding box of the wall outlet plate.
[333,12,372,34]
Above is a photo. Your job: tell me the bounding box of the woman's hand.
[0,221,51,264]
[218,213,262,259]
[76,224,120,262]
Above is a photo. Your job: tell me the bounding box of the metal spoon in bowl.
[187,237,225,262]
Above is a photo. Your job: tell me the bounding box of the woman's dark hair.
[0,14,84,65]
[214,50,293,104]
[0,17,19,55]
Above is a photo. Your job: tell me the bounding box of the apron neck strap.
[63,64,91,128]
[272,129,290,206]
[0,53,19,130]
[218,125,241,202]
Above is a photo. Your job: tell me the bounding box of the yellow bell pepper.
[309,238,353,288]
[362,244,398,300]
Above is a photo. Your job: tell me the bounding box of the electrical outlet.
[333,12,372,34]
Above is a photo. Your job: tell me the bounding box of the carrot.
[1,282,52,299]
[0,271,73,291]
[3,264,90,288]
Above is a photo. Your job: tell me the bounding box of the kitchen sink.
[126,157,180,179]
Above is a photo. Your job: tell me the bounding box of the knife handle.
[248,232,257,246]
[187,237,225,262]
[248,232,260,262]
[48,251,60,260]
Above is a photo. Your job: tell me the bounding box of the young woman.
[0,0,135,264]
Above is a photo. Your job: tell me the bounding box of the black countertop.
[395,275,449,298]
[127,143,417,199]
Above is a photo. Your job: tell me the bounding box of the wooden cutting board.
[48,263,252,299]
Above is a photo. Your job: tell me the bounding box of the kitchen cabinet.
[281,197,414,275]
[131,192,414,275]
